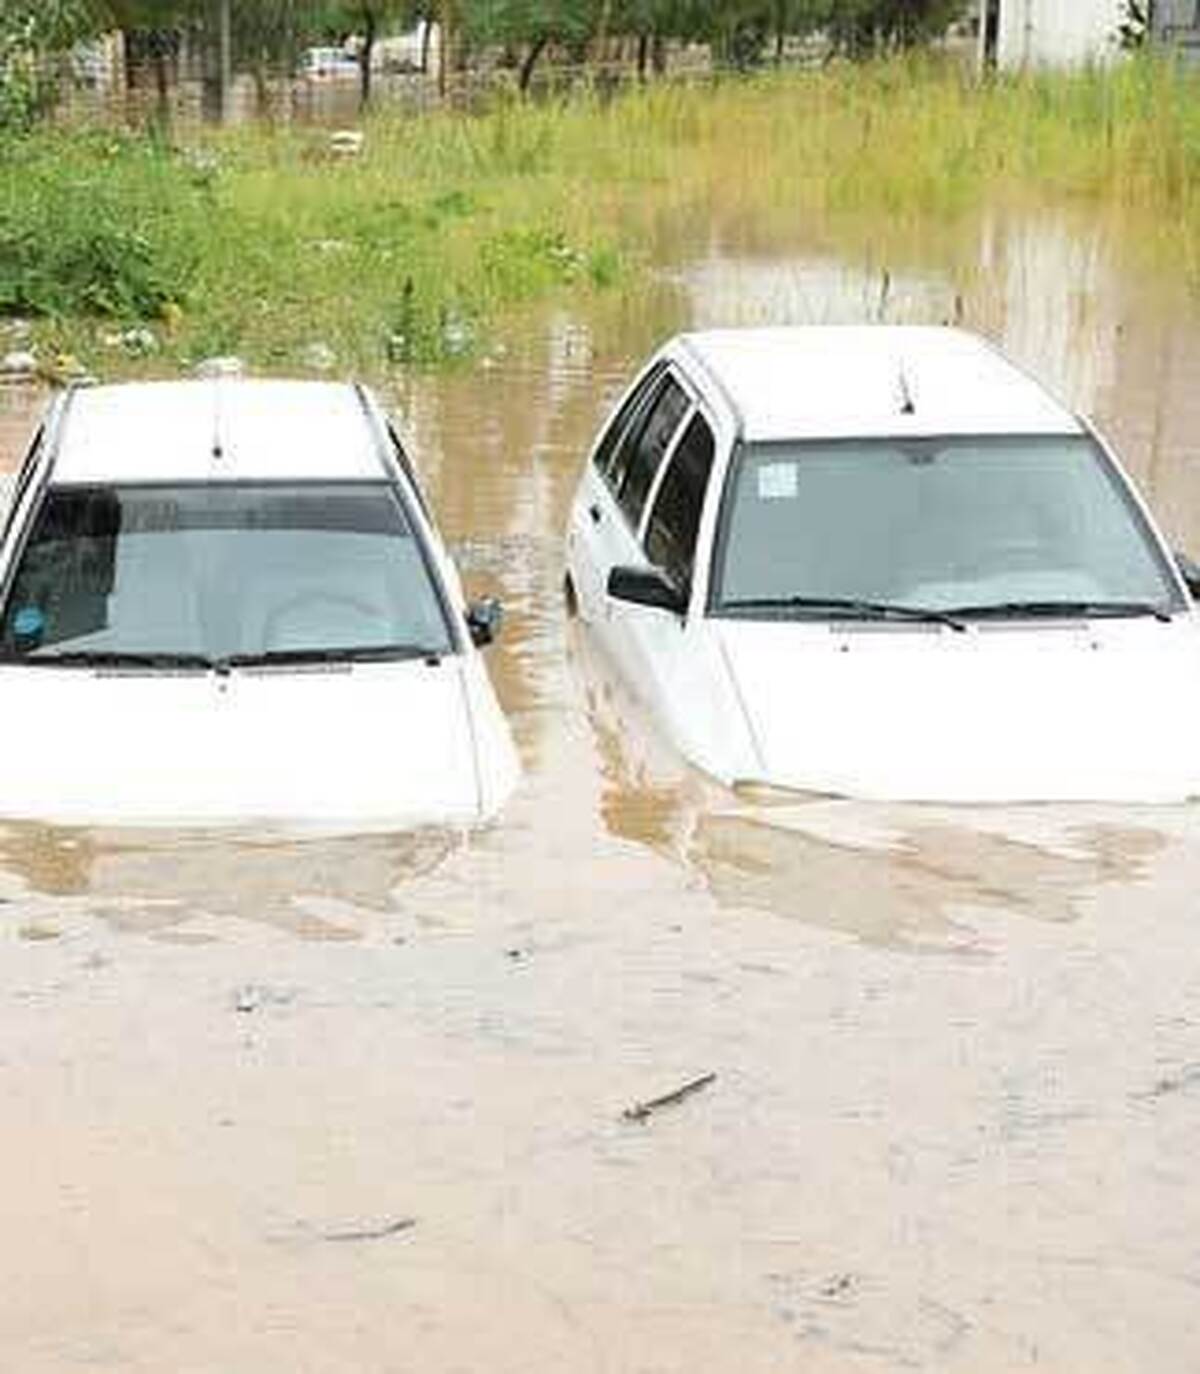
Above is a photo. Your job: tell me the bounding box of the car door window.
[593,363,664,484]
[643,412,716,592]
[614,375,690,529]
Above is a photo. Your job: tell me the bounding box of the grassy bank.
[3,57,1200,378]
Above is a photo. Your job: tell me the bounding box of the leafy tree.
[313,0,424,104]
[681,0,964,62]
[823,0,966,54]
[461,0,603,90]
[1118,0,1149,50]
[227,0,323,115]
[97,0,202,125]
[0,0,106,48]
[608,0,711,76]
[0,0,109,127]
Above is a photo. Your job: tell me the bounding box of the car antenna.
[211,378,225,461]
[897,363,917,416]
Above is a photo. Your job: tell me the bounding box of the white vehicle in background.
[0,380,518,828]
[300,45,359,80]
[565,326,1200,803]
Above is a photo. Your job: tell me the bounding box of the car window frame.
[614,372,693,532]
[386,421,433,524]
[591,361,668,489]
[0,426,59,616]
[1,427,44,552]
[640,405,718,601]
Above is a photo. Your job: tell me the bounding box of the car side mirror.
[466,596,503,647]
[607,565,687,616]
[1175,552,1200,600]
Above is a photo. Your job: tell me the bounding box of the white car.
[300,46,359,80]
[565,326,1200,803]
[0,380,518,827]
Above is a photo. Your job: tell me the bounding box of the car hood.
[715,616,1200,803]
[0,657,516,828]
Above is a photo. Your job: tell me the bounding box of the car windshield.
[0,482,454,664]
[712,435,1182,618]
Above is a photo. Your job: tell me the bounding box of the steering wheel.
[261,591,384,652]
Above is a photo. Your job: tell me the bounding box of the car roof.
[674,326,1083,442]
[51,380,385,485]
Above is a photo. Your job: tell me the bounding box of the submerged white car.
[0,380,518,827]
[565,326,1200,803]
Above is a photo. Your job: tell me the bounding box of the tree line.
[2,0,966,124]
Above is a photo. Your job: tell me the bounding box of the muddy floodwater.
[4,206,1200,1372]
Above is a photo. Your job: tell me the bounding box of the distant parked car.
[0,380,518,827]
[565,326,1200,803]
[300,46,359,80]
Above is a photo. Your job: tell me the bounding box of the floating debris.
[622,1072,717,1123]
[322,1217,416,1243]
[329,129,365,158]
[1136,1063,1200,1101]
[195,355,246,379]
[18,923,61,942]
[300,341,337,372]
[231,983,297,1014]
[120,327,158,357]
[1,350,37,382]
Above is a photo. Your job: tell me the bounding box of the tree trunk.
[438,0,454,99]
[253,56,270,119]
[595,0,612,57]
[359,5,376,109]
[519,34,549,93]
[218,0,231,123]
[637,31,649,80]
[152,38,170,129]
[121,29,138,125]
[420,15,433,73]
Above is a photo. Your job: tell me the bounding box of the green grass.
[4,56,1200,378]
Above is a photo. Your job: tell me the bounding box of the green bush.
[0,220,184,317]
[0,133,201,319]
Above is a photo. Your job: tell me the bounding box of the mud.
[3,206,1200,1371]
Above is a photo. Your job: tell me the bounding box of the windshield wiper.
[941,600,1173,624]
[2,644,447,670]
[222,643,444,669]
[721,596,967,632]
[7,649,216,670]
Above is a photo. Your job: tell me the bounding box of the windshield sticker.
[757,462,797,501]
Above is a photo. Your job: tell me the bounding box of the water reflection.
[0,821,456,938]
[573,618,1176,950]
[692,812,1168,951]
[672,207,1200,553]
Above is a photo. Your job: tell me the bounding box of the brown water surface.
[4,207,1200,1371]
